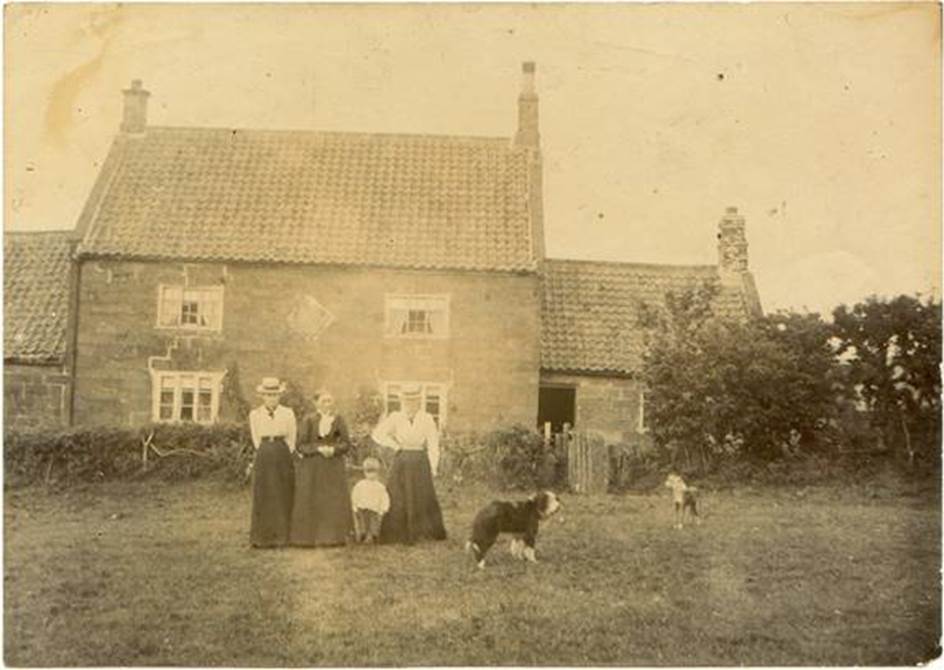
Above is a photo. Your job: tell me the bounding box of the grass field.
[4,477,940,666]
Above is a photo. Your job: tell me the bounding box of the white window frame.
[638,390,649,433]
[150,370,226,424]
[382,381,449,428]
[156,285,224,332]
[383,294,450,339]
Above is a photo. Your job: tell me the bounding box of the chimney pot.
[121,79,150,134]
[717,206,749,281]
[515,61,539,147]
[519,61,537,98]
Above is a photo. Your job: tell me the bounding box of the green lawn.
[4,478,940,666]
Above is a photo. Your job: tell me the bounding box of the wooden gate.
[565,430,608,495]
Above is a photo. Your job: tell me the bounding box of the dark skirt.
[380,450,447,545]
[290,455,354,547]
[250,439,295,548]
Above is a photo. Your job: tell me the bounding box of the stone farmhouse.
[4,63,761,446]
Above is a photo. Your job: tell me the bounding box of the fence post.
[563,423,576,492]
[567,430,608,495]
[539,422,555,488]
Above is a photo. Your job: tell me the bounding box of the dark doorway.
[537,385,576,433]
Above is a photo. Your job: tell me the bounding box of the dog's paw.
[509,539,525,560]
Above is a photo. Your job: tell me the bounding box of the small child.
[351,457,390,544]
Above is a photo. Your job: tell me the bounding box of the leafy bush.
[278,379,317,427]
[638,283,843,471]
[608,443,662,492]
[5,423,251,489]
[346,385,386,467]
[435,431,480,482]
[420,427,563,491]
[832,294,941,469]
[488,425,557,491]
[219,361,251,422]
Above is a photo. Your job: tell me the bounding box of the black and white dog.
[465,491,562,568]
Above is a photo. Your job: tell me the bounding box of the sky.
[5,3,942,315]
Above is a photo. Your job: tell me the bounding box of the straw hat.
[400,383,422,399]
[256,377,286,395]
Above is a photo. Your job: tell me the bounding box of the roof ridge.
[76,250,539,275]
[546,257,718,271]
[144,125,516,146]
[5,229,74,237]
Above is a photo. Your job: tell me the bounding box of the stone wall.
[72,259,541,431]
[540,372,652,448]
[4,363,71,430]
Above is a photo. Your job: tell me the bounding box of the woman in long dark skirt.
[371,384,446,544]
[248,377,297,548]
[290,391,354,547]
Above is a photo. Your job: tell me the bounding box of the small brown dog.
[664,473,700,529]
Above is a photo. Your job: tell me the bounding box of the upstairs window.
[151,371,225,424]
[383,381,448,428]
[158,286,223,331]
[385,295,449,338]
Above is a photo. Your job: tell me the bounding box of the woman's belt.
[260,436,287,443]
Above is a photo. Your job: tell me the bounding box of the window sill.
[154,325,222,334]
[154,418,217,425]
[383,334,451,341]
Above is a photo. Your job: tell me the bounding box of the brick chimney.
[514,62,540,148]
[120,79,150,134]
[717,206,749,285]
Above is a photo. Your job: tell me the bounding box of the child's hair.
[362,457,381,473]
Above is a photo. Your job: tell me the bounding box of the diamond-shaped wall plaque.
[286,295,336,341]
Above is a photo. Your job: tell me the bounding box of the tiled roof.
[4,231,74,364]
[77,127,536,272]
[541,259,756,375]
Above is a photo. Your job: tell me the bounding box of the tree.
[756,311,845,448]
[639,284,840,471]
[832,294,942,467]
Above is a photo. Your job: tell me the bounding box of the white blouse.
[249,404,297,452]
[371,410,440,475]
[351,478,391,515]
[317,413,335,438]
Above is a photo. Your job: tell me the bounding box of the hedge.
[4,423,253,488]
[4,422,565,491]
